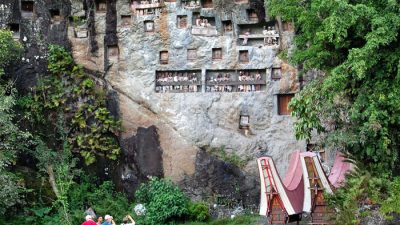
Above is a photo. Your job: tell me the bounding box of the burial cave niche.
[8,24,20,40]
[206,69,265,92]
[155,70,202,93]
[239,50,249,63]
[96,0,107,12]
[50,9,61,24]
[121,15,132,27]
[107,45,119,64]
[247,9,258,22]
[187,49,197,61]
[21,0,34,18]
[159,51,169,64]
[271,67,281,80]
[201,0,213,8]
[177,15,188,29]
[277,94,294,115]
[212,48,222,61]
[144,20,154,32]
[222,20,233,34]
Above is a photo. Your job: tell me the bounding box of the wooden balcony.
[207,80,265,86]
[132,2,163,9]
[191,26,218,36]
[238,33,279,39]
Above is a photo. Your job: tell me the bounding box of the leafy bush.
[187,202,210,222]
[381,177,400,220]
[135,177,189,225]
[68,178,133,224]
[180,215,259,225]
[325,166,399,225]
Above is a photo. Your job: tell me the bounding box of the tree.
[0,29,28,215]
[266,0,400,173]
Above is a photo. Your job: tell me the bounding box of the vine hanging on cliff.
[21,45,121,165]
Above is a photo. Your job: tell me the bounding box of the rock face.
[0,0,327,207]
[0,0,71,91]
[75,0,307,204]
[119,125,164,198]
[181,150,259,207]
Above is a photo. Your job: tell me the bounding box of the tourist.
[121,215,136,225]
[102,215,116,225]
[82,215,97,225]
[97,216,104,225]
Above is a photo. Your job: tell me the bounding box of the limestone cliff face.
[1,0,312,206]
[67,0,306,204]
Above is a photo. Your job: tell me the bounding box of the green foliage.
[6,177,133,224]
[72,16,87,27]
[324,157,400,224]
[0,29,22,76]
[268,0,400,172]
[207,146,248,168]
[180,215,259,225]
[325,166,389,224]
[267,1,400,222]
[23,45,122,165]
[135,177,189,225]
[0,29,28,216]
[380,177,400,219]
[187,202,210,222]
[0,85,28,215]
[277,49,288,61]
[68,178,133,224]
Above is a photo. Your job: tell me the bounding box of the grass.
[180,215,261,225]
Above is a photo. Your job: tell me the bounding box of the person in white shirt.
[121,215,135,225]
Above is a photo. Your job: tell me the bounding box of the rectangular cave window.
[177,15,188,29]
[187,49,197,61]
[107,45,119,62]
[21,1,34,11]
[212,48,222,61]
[160,51,169,64]
[8,23,20,39]
[96,0,107,12]
[247,9,258,22]
[121,15,132,26]
[278,94,294,115]
[271,67,281,80]
[239,114,250,129]
[21,1,34,17]
[222,20,233,33]
[234,0,248,3]
[201,0,213,8]
[50,9,61,23]
[239,50,249,63]
[202,16,216,26]
[144,20,154,32]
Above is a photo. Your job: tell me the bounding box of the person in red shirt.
[82,215,97,225]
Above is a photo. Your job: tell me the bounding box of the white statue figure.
[242,29,250,45]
